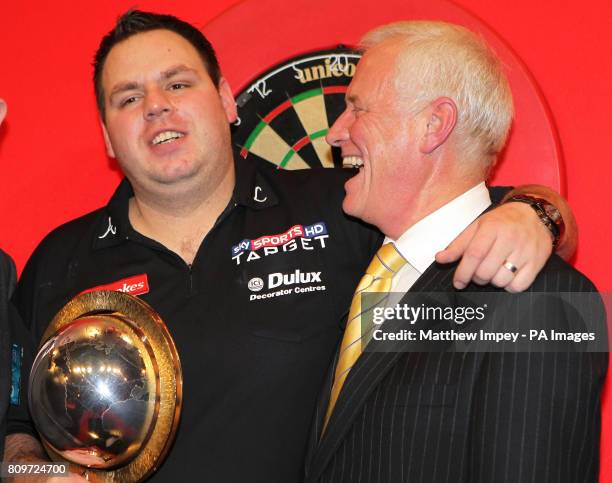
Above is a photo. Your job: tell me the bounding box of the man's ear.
[0,99,7,126]
[218,77,237,123]
[420,97,457,154]
[100,120,116,158]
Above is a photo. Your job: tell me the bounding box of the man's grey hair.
[360,21,514,165]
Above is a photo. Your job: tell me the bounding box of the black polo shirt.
[11,157,382,482]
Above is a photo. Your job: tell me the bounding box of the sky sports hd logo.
[231,222,329,265]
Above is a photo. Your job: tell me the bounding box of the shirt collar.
[232,151,279,210]
[92,178,132,250]
[384,182,492,273]
[93,151,280,250]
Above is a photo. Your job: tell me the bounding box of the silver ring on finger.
[502,260,518,274]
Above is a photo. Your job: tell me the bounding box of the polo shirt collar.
[92,178,133,250]
[232,154,279,210]
[93,154,280,250]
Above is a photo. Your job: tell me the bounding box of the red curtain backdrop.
[0,0,610,479]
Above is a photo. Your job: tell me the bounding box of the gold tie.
[322,243,407,432]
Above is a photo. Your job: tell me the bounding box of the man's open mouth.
[342,156,364,169]
[152,131,185,145]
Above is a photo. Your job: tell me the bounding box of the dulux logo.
[268,270,322,289]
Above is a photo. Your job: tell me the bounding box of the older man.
[6,11,578,483]
[305,21,606,483]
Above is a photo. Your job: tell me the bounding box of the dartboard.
[232,48,360,169]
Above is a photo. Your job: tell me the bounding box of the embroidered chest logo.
[231,221,329,265]
[98,216,117,239]
[80,274,150,296]
[247,270,327,301]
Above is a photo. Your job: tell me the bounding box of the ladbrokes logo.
[248,270,326,301]
[80,274,150,297]
[231,222,329,265]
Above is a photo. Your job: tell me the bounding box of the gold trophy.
[28,290,182,481]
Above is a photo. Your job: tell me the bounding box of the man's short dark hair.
[93,9,221,120]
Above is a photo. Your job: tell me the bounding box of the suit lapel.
[307,261,458,481]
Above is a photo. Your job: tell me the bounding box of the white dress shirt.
[385,182,492,294]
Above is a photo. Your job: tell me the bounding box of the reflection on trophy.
[28,290,182,482]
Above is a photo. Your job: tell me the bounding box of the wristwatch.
[505,195,565,247]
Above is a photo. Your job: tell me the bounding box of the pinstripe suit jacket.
[305,255,607,483]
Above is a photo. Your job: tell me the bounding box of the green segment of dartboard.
[232,48,361,169]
